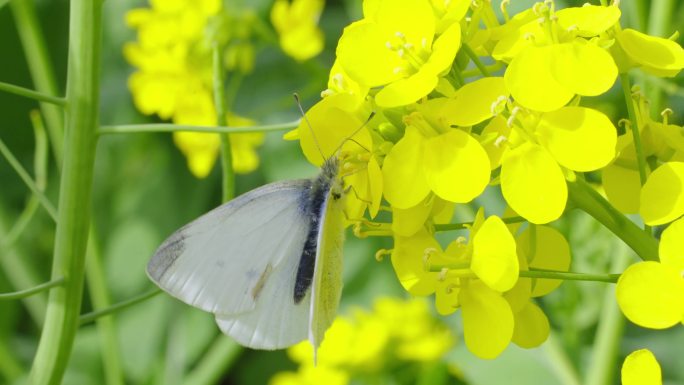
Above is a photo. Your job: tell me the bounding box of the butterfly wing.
[308,188,346,352]
[147,180,313,331]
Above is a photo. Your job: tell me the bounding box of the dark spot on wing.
[147,231,186,281]
[251,264,273,300]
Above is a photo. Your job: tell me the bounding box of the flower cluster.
[292,0,684,364]
[269,297,456,385]
[125,0,325,178]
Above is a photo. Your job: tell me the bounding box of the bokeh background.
[1,0,683,384]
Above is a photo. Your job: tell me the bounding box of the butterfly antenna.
[332,111,376,157]
[294,93,327,163]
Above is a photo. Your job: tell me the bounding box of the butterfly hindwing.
[147,180,313,318]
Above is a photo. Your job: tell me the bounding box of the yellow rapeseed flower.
[271,0,325,62]
[124,0,264,178]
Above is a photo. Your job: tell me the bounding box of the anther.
[494,135,508,148]
[438,267,449,281]
[507,106,521,127]
[375,249,392,261]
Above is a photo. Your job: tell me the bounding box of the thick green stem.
[183,337,242,385]
[584,244,630,385]
[98,121,299,135]
[10,0,66,163]
[29,0,102,382]
[567,179,658,262]
[213,44,235,202]
[85,228,125,385]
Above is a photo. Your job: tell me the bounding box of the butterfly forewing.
[147,180,313,317]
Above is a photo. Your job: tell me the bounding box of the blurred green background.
[1,0,684,384]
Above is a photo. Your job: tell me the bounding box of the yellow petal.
[375,69,438,108]
[391,230,442,296]
[517,225,572,297]
[504,45,574,112]
[616,261,684,329]
[173,132,220,178]
[640,162,684,226]
[423,129,491,203]
[501,143,567,224]
[550,41,617,97]
[278,25,324,62]
[603,163,642,214]
[618,29,684,77]
[621,349,662,385]
[512,301,549,348]
[367,155,383,218]
[382,127,431,209]
[471,216,519,292]
[422,22,462,76]
[445,77,509,126]
[459,281,514,359]
[537,107,617,171]
[337,20,403,87]
[555,5,621,37]
[298,93,372,166]
[660,218,684,273]
[392,196,434,237]
[504,270,532,313]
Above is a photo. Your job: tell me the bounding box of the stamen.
[507,106,521,127]
[375,249,392,261]
[438,267,449,281]
[494,135,508,148]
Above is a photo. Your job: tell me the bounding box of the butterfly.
[146,152,347,357]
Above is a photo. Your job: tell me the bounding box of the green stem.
[84,228,125,385]
[98,121,299,135]
[2,111,48,248]
[0,136,57,220]
[645,0,676,112]
[434,216,526,231]
[0,337,24,383]
[10,0,66,163]
[29,0,102,381]
[79,289,161,326]
[183,337,242,385]
[213,44,235,202]
[520,269,619,283]
[0,277,64,300]
[428,266,620,283]
[544,332,582,385]
[619,74,648,186]
[567,179,658,262]
[0,203,48,325]
[0,81,65,105]
[462,44,491,77]
[584,244,630,385]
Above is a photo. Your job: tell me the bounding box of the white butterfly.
[147,157,346,354]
